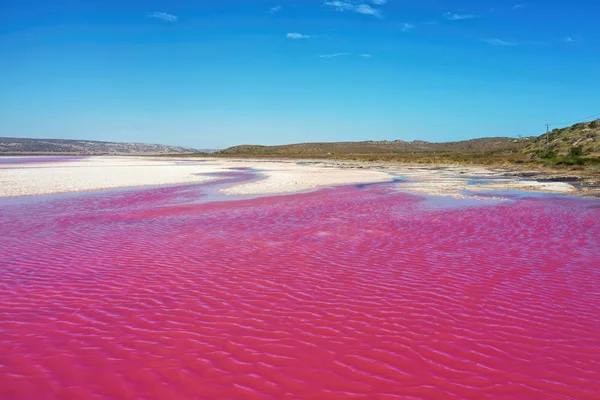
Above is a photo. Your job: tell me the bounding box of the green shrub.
[590,120,599,128]
[535,149,557,159]
[558,157,585,166]
[568,146,584,157]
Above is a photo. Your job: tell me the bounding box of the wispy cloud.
[355,4,382,18]
[512,3,528,10]
[147,12,178,22]
[324,1,354,11]
[444,12,479,20]
[400,23,414,32]
[319,52,350,58]
[324,1,385,18]
[563,36,581,43]
[270,5,282,13]
[482,38,516,46]
[287,32,314,40]
[319,52,372,58]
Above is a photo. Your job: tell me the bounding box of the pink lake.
[1,174,599,399]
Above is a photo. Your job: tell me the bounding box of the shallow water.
[1,174,599,399]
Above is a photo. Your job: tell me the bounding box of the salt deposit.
[0,157,392,198]
[0,156,577,198]
[0,157,226,197]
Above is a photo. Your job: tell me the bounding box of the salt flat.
[0,157,227,197]
[0,156,577,198]
[0,157,392,198]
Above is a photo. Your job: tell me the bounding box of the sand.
[218,161,391,195]
[0,157,391,198]
[386,165,575,198]
[0,157,227,197]
[0,156,578,198]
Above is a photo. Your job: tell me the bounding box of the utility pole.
[546,123,551,148]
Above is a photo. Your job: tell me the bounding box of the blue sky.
[1,0,599,148]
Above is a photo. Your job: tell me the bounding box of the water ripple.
[1,182,599,399]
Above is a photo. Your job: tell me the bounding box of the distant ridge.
[0,137,213,155]
[218,119,599,157]
[218,137,525,156]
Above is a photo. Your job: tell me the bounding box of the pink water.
[0,156,86,165]
[1,176,599,399]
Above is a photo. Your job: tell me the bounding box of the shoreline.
[214,156,600,198]
[207,157,597,197]
[1,156,597,199]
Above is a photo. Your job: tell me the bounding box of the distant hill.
[525,120,599,156]
[0,137,210,155]
[219,137,525,156]
[218,120,600,158]
[4,119,597,158]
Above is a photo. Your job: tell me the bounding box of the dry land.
[1,156,592,199]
